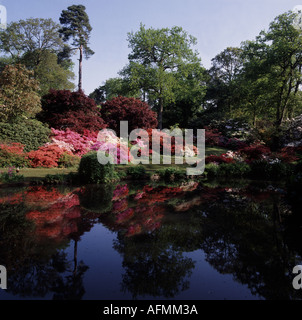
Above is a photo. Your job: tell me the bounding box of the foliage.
[239,12,302,127]
[91,129,132,164]
[50,128,98,156]
[0,143,29,168]
[126,166,147,180]
[58,153,81,168]
[59,4,94,91]
[205,127,223,146]
[239,144,272,162]
[0,167,24,183]
[0,18,65,60]
[204,47,243,116]
[29,50,75,96]
[27,144,71,168]
[205,154,235,164]
[157,167,186,182]
[249,159,293,180]
[0,64,41,122]
[0,18,74,97]
[78,151,118,184]
[39,89,106,134]
[89,78,140,104]
[0,119,51,152]
[218,162,251,177]
[121,23,202,129]
[100,96,158,135]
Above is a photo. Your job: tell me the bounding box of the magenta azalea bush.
[50,128,98,156]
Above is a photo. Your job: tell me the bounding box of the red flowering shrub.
[39,89,107,134]
[276,146,302,163]
[205,154,235,164]
[222,138,248,151]
[205,127,223,146]
[27,144,73,168]
[239,144,271,162]
[100,96,158,135]
[0,143,29,167]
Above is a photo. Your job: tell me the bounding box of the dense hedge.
[78,151,117,184]
[0,119,51,152]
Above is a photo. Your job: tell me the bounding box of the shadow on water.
[0,178,302,300]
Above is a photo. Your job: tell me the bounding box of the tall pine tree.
[59,5,94,91]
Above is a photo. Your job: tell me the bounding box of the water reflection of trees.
[111,185,302,300]
[1,183,302,300]
[0,187,90,300]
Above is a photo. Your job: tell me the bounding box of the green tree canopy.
[0,64,41,122]
[121,23,202,129]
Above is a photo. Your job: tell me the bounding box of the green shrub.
[0,143,29,168]
[0,168,24,183]
[249,160,292,180]
[157,167,186,182]
[205,163,220,178]
[219,162,251,178]
[58,152,81,168]
[0,119,51,152]
[78,151,118,184]
[126,165,147,179]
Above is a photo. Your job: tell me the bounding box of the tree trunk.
[78,45,83,92]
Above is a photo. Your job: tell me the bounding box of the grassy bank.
[0,146,228,185]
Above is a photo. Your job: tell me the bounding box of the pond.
[0,179,301,300]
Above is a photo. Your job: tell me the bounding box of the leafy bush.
[218,162,251,178]
[249,160,292,180]
[157,167,186,182]
[50,128,98,156]
[39,89,107,134]
[27,144,68,168]
[100,96,158,135]
[205,163,220,178]
[239,144,271,162]
[222,138,248,151]
[205,162,250,178]
[205,154,235,164]
[0,167,24,183]
[0,143,29,168]
[0,119,51,152]
[78,151,118,184]
[126,165,147,180]
[208,118,252,140]
[205,127,223,146]
[58,152,81,168]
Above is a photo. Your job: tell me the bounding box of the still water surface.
[0,180,301,300]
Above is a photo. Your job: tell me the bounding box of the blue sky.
[0,0,301,94]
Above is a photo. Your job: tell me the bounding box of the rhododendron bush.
[39,89,107,134]
[50,128,98,156]
[27,144,78,168]
[0,143,29,167]
[100,96,158,135]
[91,129,132,164]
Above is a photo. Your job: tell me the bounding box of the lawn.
[12,146,228,182]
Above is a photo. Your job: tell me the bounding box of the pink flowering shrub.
[91,129,131,164]
[50,128,98,156]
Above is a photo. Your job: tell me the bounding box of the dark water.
[0,179,301,300]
